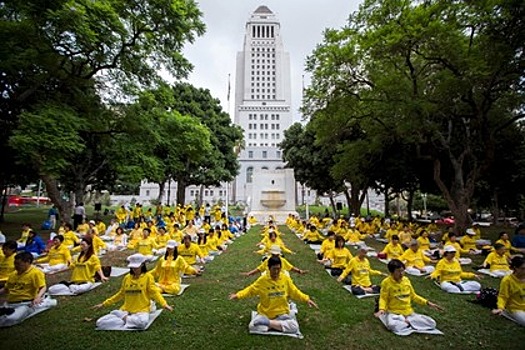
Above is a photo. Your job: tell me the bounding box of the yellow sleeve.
[340,259,354,280]
[497,277,510,310]
[103,278,126,307]
[286,277,310,303]
[430,260,442,280]
[378,278,388,311]
[236,278,260,299]
[460,271,476,279]
[147,274,167,308]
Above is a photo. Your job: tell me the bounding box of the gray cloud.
[177,1,361,121]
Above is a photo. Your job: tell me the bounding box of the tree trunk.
[176,177,186,205]
[41,174,73,224]
[0,182,8,223]
[328,192,337,217]
[199,184,205,207]
[157,181,166,204]
[491,190,499,225]
[433,159,474,234]
[383,190,390,217]
[343,190,352,215]
[74,186,85,206]
[406,189,415,221]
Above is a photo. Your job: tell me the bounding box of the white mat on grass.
[433,281,478,294]
[405,269,432,277]
[309,244,322,251]
[49,282,102,296]
[110,267,129,277]
[325,269,335,277]
[295,234,302,240]
[376,238,389,244]
[378,259,390,265]
[378,314,444,336]
[96,310,163,331]
[249,311,303,339]
[502,311,524,326]
[0,299,57,328]
[38,265,69,275]
[477,269,510,278]
[367,251,378,257]
[162,284,190,297]
[342,285,379,299]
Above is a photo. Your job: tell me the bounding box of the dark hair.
[510,256,524,270]
[15,251,34,264]
[448,232,457,239]
[391,234,399,241]
[493,243,505,250]
[310,225,316,231]
[79,237,95,262]
[387,259,405,273]
[267,256,282,268]
[116,227,124,235]
[143,228,151,234]
[327,231,335,237]
[64,223,72,230]
[269,231,277,239]
[198,234,207,245]
[335,235,345,248]
[165,246,179,260]
[130,264,148,275]
[54,235,64,243]
[498,231,508,239]
[3,240,17,251]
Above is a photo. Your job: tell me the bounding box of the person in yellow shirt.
[182,220,198,240]
[130,228,159,261]
[460,229,481,254]
[229,256,318,334]
[146,221,158,239]
[443,233,472,265]
[481,243,511,277]
[206,229,224,255]
[115,205,128,224]
[256,231,293,256]
[178,235,205,274]
[95,219,106,237]
[36,235,72,273]
[84,229,107,256]
[495,231,516,257]
[319,236,353,276]
[317,231,335,260]
[243,245,307,277]
[429,245,481,294]
[106,227,128,251]
[0,241,18,286]
[492,256,525,326]
[302,225,324,244]
[16,223,32,248]
[398,226,412,248]
[416,230,431,252]
[196,230,212,262]
[384,224,398,242]
[374,259,442,333]
[93,253,172,329]
[48,237,108,295]
[345,224,367,244]
[151,240,198,295]
[380,235,405,260]
[61,223,80,248]
[127,222,143,249]
[338,247,385,293]
[76,219,90,236]
[155,227,170,254]
[399,240,435,276]
[0,252,57,327]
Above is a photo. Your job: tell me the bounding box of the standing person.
[73,203,86,230]
[48,205,58,230]
[93,253,173,329]
[492,256,525,326]
[0,252,57,327]
[374,259,443,333]
[229,256,318,334]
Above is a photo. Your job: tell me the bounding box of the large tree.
[2,0,205,219]
[304,0,525,231]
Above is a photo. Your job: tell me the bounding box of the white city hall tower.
[233,5,294,207]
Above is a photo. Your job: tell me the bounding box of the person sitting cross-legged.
[338,246,386,293]
[229,256,318,334]
[492,256,525,326]
[374,259,443,333]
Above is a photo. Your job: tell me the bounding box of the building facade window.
[246,167,254,183]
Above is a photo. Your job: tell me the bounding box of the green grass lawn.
[0,209,524,349]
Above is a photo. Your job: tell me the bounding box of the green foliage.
[303,0,525,227]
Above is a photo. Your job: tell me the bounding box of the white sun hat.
[127,253,147,268]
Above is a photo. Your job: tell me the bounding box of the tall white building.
[233,5,293,204]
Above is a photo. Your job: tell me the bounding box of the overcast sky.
[178,0,362,122]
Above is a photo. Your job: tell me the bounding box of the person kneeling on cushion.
[375,259,443,332]
[229,256,318,334]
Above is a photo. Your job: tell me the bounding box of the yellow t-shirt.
[103,273,167,313]
[497,274,525,312]
[256,257,294,274]
[325,248,353,269]
[5,266,46,303]
[0,253,16,282]
[417,236,430,251]
[399,249,430,268]
[151,256,188,285]
[381,243,404,259]
[430,258,475,282]
[62,230,80,247]
[483,252,510,271]
[340,256,382,286]
[46,244,71,266]
[236,272,309,319]
[177,243,203,265]
[70,254,101,283]
[379,275,427,316]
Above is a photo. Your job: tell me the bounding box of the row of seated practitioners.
[0,217,241,328]
[286,218,524,329]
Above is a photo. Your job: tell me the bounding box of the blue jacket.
[22,236,46,255]
[511,235,525,248]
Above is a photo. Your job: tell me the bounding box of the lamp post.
[422,193,427,217]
